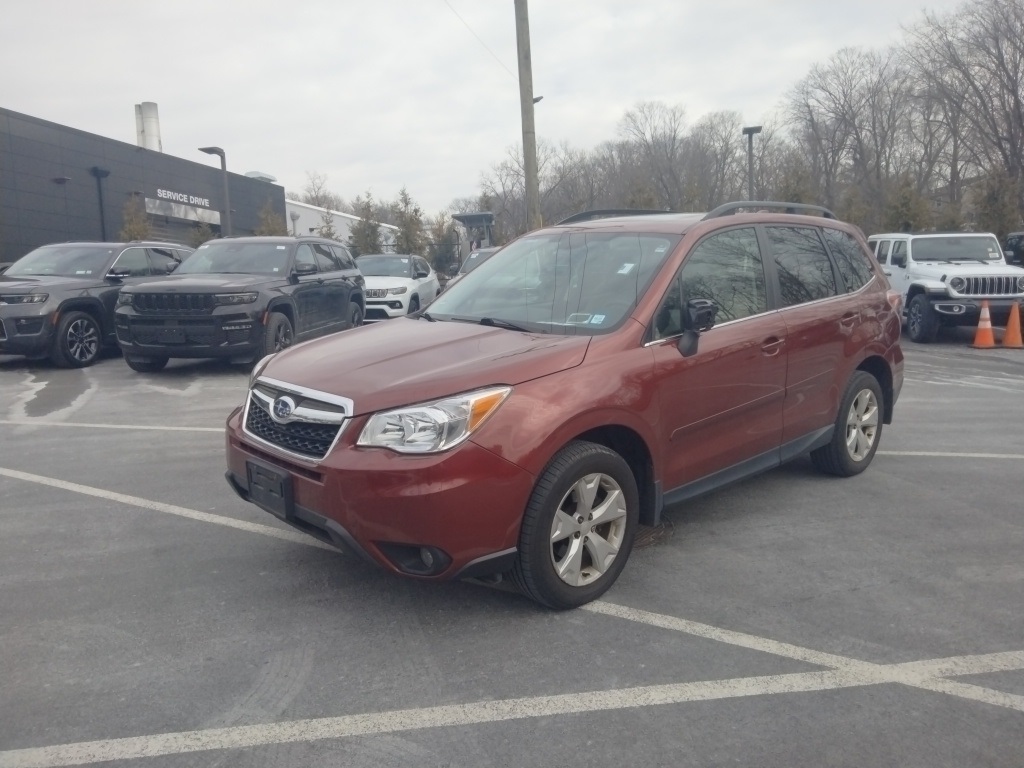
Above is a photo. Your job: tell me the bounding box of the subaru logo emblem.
[271,395,296,423]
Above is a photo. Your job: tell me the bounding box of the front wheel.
[407,296,420,315]
[50,310,102,368]
[124,355,169,373]
[348,302,363,328]
[263,313,294,355]
[906,294,939,343]
[811,371,884,477]
[511,440,639,609]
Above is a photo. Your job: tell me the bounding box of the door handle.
[840,312,858,328]
[761,337,784,356]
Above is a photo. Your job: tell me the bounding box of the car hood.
[123,274,273,292]
[0,274,106,292]
[260,318,590,416]
[362,275,416,291]
[910,260,1024,277]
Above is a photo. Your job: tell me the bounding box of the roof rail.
[703,201,837,220]
[556,209,671,225]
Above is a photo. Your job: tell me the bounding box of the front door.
[651,226,787,491]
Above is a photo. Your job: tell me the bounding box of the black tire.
[263,312,294,355]
[49,310,102,368]
[124,355,169,373]
[348,302,363,328]
[510,440,639,609]
[811,371,884,477]
[906,293,939,343]
[407,296,420,315]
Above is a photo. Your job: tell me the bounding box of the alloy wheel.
[67,318,99,363]
[549,472,628,587]
[845,388,879,461]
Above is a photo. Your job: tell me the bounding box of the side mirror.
[677,299,717,358]
[294,262,317,276]
[891,253,907,268]
[107,269,130,279]
[415,270,430,279]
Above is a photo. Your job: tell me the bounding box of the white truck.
[867,232,1024,343]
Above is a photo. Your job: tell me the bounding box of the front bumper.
[0,309,55,357]
[928,296,1024,324]
[224,406,532,580]
[363,297,410,321]
[115,307,266,359]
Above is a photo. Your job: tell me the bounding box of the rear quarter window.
[824,229,875,292]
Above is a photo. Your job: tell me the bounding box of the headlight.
[388,287,408,295]
[358,386,512,454]
[949,276,967,293]
[249,354,275,388]
[215,292,259,305]
[0,293,48,305]
[1017,276,1024,292]
[117,292,133,306]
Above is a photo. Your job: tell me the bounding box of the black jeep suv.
[0,241,192,367]
[114,236,365,372]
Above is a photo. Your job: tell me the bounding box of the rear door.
[763,225,865,449]
[311,243,350,332]
[651,226,787,491]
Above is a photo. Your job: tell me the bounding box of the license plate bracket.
[157,327,186,343]
[246,461,293,520]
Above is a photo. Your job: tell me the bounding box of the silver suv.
[867,232,1024,343]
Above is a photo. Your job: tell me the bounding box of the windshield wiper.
[419,311,437,322]
[480,316,531,332]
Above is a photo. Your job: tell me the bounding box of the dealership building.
[0,104,287,264]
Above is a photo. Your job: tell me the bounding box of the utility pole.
[514,0,541,231]
[742,125,762,202]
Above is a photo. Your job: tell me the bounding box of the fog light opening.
[376,542,452,576]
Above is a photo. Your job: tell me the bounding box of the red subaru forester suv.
[225,203,904,609]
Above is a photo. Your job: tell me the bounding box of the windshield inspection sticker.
[617,263,636,274]
[276,246,286,249]
[591,314,606,324]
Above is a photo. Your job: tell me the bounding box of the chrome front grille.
[957,276,1022,296]
[242,378,353,461]
[132,293,216,313]
[365,288,388,299]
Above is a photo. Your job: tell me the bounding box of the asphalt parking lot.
[1,330,1022,768]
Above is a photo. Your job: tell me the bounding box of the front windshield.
[176,242,291,275]
[356,255,413,278]
[911,236,1002,262]
[429,231,681,335]
[6,245,117,277]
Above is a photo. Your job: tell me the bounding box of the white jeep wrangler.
[867,232,1024,343]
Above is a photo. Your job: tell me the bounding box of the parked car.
[356,254,440,320]
[114,236,364,372]
[0,241,192,367]
[225,203,904,609]
[446,246,500,290]
[867,231,1024,342]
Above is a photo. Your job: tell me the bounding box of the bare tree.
[617,102,689,209]
[298,171,348,212]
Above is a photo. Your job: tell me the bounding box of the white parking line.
[0,468,334,552]
[0,420,221,432]
[1,468,1021,768]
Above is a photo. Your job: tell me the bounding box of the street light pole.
[514,0,541,232]
[199,146,232,236]
[742,126,762,202]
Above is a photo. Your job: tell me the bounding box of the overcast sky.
[1,0,966,214]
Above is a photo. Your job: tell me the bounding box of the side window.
[652,227,767,340]
[414,257,431,276]
[294,244,317,273]
[823,229,875,292]
[148,247,181,275]
[875,240,892,266]
[767,226,838,307]
[891,240,907,264]
[111,247,151,277]
[312,243,341,272]
[331,245,357,270]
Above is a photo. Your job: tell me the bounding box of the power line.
[441,0,517,80]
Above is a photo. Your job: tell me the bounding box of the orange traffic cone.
[1002,302,1024,349]
[970,300,996,349]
